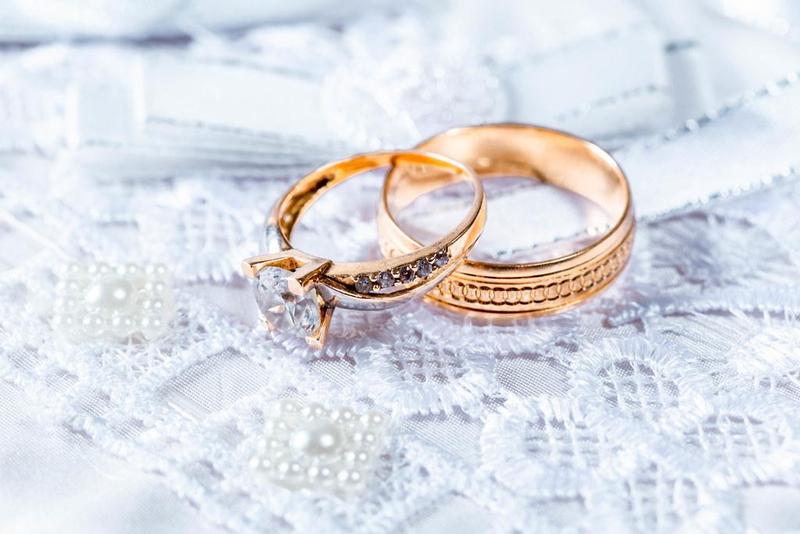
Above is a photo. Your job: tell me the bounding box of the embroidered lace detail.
[3,34,800,533]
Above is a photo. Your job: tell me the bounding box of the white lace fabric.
[3,116,800,533]
[2,3,800,533]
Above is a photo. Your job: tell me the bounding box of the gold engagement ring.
[243,151,486,347]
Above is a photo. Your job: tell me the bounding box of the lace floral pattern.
[3,29,800,534]
[4,158,800,530]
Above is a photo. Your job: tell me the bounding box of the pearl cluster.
[248,399,387,495]
[51,262,174,342]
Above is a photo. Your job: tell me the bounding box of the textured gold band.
[378,124,635,316]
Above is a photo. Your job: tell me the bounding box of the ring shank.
[277,152,474,241]
[265,151,486,309]
[391,126,628,231]
[379,124,635,316]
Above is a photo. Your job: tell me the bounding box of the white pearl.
[140,316,163,335]
[88,263,110,275]
[111,315,134,337]
[289,421,343,456]
[81,314,105,336]
[84,278,133,311]
[279,400,299,413]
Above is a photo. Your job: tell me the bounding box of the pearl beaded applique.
[248,399,388,496]
[51,262,174,342]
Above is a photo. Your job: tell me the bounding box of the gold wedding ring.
[378,124,635,316]
[243,151,486,347]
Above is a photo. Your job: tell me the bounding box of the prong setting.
[242,252,298,279]
[287,260,333,296]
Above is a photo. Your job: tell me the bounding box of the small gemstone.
[415,259,432,278]
[378,271,395,289]
[355,275,372,294]
[398,265,415,283]
[433,251,449,268]
[254,267,321,336]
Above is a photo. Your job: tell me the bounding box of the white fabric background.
[2,1,800,532]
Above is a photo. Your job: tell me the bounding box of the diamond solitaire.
[254,267,322,337]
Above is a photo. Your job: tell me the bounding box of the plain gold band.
[378,124,635,316]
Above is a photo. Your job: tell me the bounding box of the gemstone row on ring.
[354,250,449,294]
